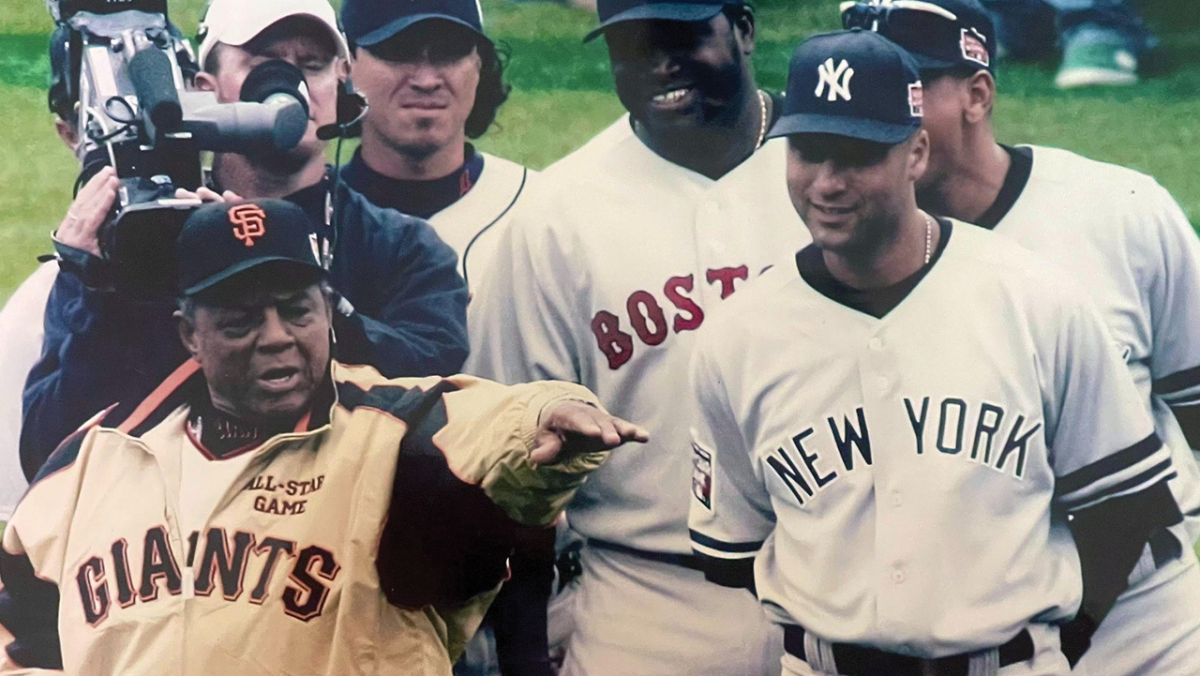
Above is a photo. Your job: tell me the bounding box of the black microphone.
[129,48,182,131]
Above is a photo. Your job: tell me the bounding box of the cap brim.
[184,257,325,297]
[584,3,725,43]
[354,14,487,47]
[907,51,962,71]
[767,113,919,145]
[200,11,350,64]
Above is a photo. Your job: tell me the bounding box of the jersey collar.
[794,218,954,319]
[111,358,339,443]
[975,145,1033,230]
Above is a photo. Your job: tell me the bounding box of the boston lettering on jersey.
[768,397,1042,506]
[75,525,340,627]
[590,266,753,370]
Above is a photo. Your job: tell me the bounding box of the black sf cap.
[177,200,325,297]
[841,0,995,73]
[342,0,486,48]
[768,29,924,145]
[584,0,742,42]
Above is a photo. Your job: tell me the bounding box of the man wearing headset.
[21,0,469,478]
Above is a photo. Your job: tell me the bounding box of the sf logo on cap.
[229,204,267,247]
[815,58,854,102]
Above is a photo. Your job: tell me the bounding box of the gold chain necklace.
[754,89,768,150]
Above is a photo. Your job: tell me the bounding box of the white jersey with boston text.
[467,116,775,555]
[688,222,1171,657]
[693,138,809,306]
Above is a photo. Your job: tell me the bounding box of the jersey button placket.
[863,330,917,636]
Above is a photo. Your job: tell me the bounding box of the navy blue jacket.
[20,178,468,480]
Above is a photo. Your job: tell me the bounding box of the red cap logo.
[229,204,266,247]
[960,28,990,67]
[908,82,924,118]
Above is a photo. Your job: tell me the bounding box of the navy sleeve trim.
[689,530,765,554]
[1153,365,1200,396]
[694,551,756,592]
[1056,434,1162,497]
[1165,401,1200,448]
[1063,463,1177,510]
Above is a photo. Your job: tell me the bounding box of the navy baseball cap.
[841,0,995,73]
[342,0,486,48]
[584,0,742,43]
[178,200,325,296]
[768,29,924,145]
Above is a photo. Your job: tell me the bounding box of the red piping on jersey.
[118,359,202,434]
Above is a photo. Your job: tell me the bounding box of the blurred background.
[0,0,1196,304]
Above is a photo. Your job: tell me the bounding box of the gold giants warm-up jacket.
[0,361,608,675]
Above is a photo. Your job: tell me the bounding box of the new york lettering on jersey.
[689,223,1174,656]
[763,396,1042,508]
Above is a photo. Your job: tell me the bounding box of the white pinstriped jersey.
[979,146,1200,542]
[687,222,1172,657]
[697,141,1200,546]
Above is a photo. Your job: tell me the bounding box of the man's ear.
[964,70,996,124]
[175,309,201,360]
[195,71,217,93]
[908,129,931,182]
[55,117,79,152]
[733,7,756,56]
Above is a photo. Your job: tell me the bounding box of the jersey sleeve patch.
[1153,364,1200,399]
[1055,434,1174,509]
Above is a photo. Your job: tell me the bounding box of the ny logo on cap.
[815,58,854,102]
[229,204,267,247]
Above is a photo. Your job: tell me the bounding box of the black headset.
[317,77,368,141]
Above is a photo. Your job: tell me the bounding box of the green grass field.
[1,0,1199,560]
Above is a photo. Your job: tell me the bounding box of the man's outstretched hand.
[531,401,648,464]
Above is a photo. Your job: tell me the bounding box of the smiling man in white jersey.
[466,0,784,674]
[835,0,1200,672]
[689,28,1184,676]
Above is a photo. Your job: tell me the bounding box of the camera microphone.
[129,48,182,131]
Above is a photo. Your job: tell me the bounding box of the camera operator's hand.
[174,186,243,203]
[55,166,119,258]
